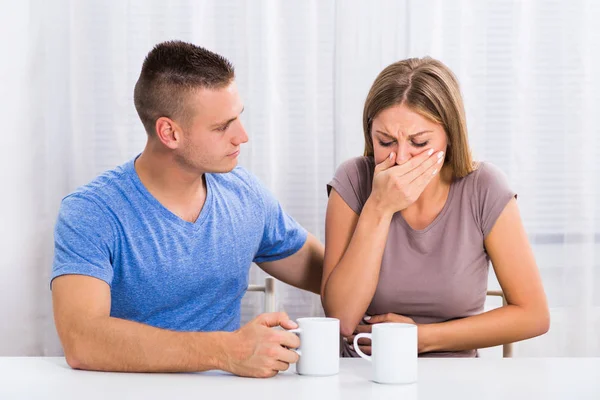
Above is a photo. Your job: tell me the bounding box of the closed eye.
[411,140,429,148]
[215,122,232,132]
[378,139,429,148]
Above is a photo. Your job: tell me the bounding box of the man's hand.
[223,312,301,378]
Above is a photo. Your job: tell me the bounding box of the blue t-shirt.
[51,157,307,332]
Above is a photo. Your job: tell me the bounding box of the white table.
[1,357,599,399]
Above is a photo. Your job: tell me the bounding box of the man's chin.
[210,160,238,174]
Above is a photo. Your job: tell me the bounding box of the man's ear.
[155,117,182,149]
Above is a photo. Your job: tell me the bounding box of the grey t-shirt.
[327,156,516,357]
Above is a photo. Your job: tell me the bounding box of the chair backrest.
[247,277,276,313]
[487,290,513,357]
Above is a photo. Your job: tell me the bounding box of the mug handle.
[288,328,302,357]
[353,333,372,361]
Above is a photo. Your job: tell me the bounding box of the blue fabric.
[51,156,307,332]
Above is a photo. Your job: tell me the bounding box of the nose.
[231,121,249,145]
[395,141,411,164]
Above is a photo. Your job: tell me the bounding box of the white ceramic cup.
[290,317,340,376]
[353,322,418,384]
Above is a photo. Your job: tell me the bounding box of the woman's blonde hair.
[363,57,474,178]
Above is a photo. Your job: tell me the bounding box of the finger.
[365,314,392,324]
[279,319,299,330]
[374,151,397,173]
[351,344,372,355]
[353,325,372,334]
[272,360,290,372]
[405,150,444,183]
[391,147,435,174]
[368,313,415,325]
[275,346,300,364]
[256,312,296,329]
[276,331,301,349]
[348,332,371,344]
[410,158,441,193]
[356,337,371,346]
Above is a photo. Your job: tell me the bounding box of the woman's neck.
[406,166,452,214]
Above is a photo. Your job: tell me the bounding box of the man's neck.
[134,141,207,222]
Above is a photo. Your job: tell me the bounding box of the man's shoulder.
[208,166,263,197]
[62,160,134,213]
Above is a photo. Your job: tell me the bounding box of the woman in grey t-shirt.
[322,57,550,357]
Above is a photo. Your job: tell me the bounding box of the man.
[51,41,324,378]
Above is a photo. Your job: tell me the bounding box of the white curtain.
[1,0,598,357]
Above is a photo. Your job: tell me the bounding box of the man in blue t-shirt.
[51,41,324,378]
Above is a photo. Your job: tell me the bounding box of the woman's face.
[371,103,448,166]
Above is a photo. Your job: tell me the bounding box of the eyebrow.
[375,130,432,140]
[211,107,245,129]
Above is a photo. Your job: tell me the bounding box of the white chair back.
[247,277,276,313]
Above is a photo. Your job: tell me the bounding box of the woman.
[322,57,549,357]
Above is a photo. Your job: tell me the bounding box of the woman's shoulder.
[336,156,375,176]
[330,156,375,189]
[327,156,375,214]
[458,161,511,193]
[455,161,516,237]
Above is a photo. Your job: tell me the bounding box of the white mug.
[353,323,417,384]
[290,317,340,376]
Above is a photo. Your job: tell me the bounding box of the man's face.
[175,80,248,174]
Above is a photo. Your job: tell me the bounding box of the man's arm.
[258,233,323,294]
[52,274,300,376]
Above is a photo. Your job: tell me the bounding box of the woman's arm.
[321,189,393,337]
[418,198,550,353]
[322,150,442,337]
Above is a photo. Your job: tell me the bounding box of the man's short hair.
[134,40,235,135]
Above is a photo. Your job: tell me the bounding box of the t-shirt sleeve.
[51,194,115,288]
[474,163,517,238]
[326,157,372,214]
[247,173,308,264]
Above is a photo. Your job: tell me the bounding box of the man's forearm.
[61,315,231,373]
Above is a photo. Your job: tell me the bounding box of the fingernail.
[389,152,394,160]
[427,149,434,156]
[363,316,371,321]
[432,169,438,175]
[437,151,444,159]
[437,157,443,164]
